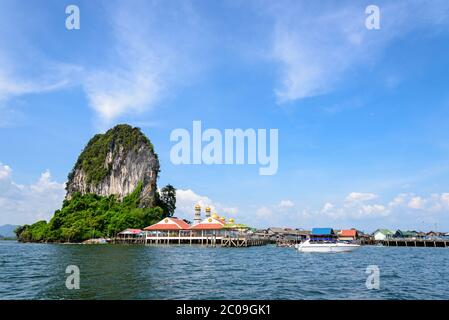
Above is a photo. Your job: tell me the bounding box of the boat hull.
[296,241,360,253]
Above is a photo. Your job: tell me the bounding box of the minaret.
[205,206,211,218]
[194,204,202,224]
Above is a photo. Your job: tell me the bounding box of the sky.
[1,0,449,232]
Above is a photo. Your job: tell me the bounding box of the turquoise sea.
[1,240,448,299]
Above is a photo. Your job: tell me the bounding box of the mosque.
[143,205,248,245]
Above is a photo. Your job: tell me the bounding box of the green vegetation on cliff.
[68,124,157,185]
[15,124,177,243]
[16,182,176,243]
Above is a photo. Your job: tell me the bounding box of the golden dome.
[195,204,201,210]
[220,216,225,221]
[205,206,211,212]
[212,213,219,219]
[229,218,235,223]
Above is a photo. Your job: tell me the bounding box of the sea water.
[1,240,448,299]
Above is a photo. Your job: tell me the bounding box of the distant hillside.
[0,224,18,238]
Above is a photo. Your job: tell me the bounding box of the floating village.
[89,205,449,250]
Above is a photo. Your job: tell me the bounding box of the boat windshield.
[309,237,337,243]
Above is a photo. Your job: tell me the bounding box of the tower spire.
[194,204,202,224]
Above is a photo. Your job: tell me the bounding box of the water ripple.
[1,241,449,299]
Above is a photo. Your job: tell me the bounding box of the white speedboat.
[296,239,360,253]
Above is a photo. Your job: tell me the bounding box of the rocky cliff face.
[65,124,159,207]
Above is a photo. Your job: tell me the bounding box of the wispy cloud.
[267,0,449,103]
[0,1,82,125]
[0,59,80,102]
[279,199,295,208]
[0,1,207,126]
[0,54,81,128]
[83,0,206,125]
[345,192,378,203]
[318,192,389,221]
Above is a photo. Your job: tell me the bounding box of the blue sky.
[1,0,449,232]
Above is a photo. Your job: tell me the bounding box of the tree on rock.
[158,184,176,217]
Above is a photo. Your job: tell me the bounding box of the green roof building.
[373,229,394,240]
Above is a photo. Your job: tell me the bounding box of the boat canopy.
[311,228,334,235]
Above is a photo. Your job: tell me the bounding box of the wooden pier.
[112,237,144,244]
[276,238,301,247]
[377,239,449,247]
[221,236,268,247]
[144,235,269,247]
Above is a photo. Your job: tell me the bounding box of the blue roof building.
[311,228,335,235]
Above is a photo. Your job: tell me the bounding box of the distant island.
[16,124,176,243]
[0,224,18,239]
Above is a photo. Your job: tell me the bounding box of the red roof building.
[190,217,226,230]
[117,228,144,240]
[144,217,190,231]
[119,228,143,235]
[338,229,358,240]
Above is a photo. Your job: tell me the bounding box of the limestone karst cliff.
[15,124,178,243]
[65,124,160,207]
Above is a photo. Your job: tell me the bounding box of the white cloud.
[345,192,378,203]
[440,193,449,207]
[254,199,310,227]
[85,69,160,122]
[321,202,334,213]
[361,204,389,217]
[388,193,408,207]
[173,190,449,230]
[393,193,449,212]
[427,193,449,212]
[408,196,426,209]
[325,202,389,220]
[256,206,273,219]
[322,192,388,220]
[175,189,238,221]
[279,199,294,208]
[170,190,449,230]
[176,189,213,215]
[0,163,12,179]
[30,170,65,193]
[0,164,65,225]
[321,191,449,225]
